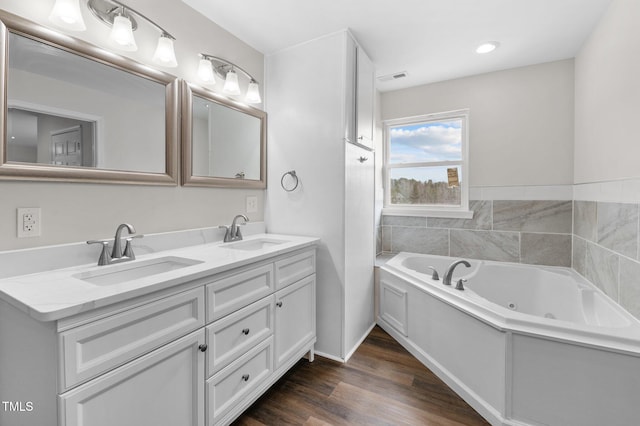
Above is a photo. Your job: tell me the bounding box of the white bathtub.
[378,252,640,426]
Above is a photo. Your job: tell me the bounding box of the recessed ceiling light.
[476,41,499,54]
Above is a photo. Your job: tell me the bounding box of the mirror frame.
[181,81,267,189]
[0,10,179,185]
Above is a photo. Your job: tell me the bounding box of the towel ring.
[280,170,299,192]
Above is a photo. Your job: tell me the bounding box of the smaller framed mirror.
[182,81,266,188]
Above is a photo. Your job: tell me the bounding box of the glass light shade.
[110,15,137,51]
[152,35,178,68]
[49,0,86,31]
[222,69,241,95]
[198,58,215,83]
[245,80,262,104]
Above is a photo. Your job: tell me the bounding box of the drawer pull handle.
[242,374,250,382]
[276,301,283,308]
[242,328,250,335]
[198,344,208,352]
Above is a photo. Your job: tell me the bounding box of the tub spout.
[443,259,471,286]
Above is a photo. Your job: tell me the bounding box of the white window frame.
[382,109,472,219]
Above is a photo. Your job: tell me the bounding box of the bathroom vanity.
[0,233,317,426]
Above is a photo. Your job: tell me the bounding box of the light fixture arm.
[200,54,257,83]
[88,0,176,40]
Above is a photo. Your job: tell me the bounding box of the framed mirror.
[0,11,179,185]
[181,81,266,188]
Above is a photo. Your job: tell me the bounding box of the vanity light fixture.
[476,41,500,54]
[49,0,178,67]
[49,0,87,31]
[199,54,262,104]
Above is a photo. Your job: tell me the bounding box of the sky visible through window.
[389,119,462,183]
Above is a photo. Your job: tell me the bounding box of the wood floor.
[233,326,489,426]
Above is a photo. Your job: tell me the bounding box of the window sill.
[382,207,474,219]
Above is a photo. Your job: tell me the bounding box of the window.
[383,109,470,218]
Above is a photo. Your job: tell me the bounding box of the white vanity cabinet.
[206,248,316,425]
[0,245,316,426]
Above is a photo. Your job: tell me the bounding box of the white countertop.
[0,233,318,322]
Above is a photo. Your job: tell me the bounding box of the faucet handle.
[455,278,467,291]
[426,266,440,281]
[87,240,112,266]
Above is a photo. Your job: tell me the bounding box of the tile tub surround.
[381,199,573,267]
[573,200,640,319]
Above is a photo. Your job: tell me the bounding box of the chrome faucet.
[87,223,142,266]
[112,223,136,259]
[443,259,471,286]
[223,215,249,242]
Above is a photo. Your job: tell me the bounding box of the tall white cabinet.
[265,30,376,360]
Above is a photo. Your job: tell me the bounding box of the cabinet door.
[356,45,375,148]
[274,275,316,369]
[59,329,205,426]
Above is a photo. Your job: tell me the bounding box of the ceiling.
[182,0,613,92]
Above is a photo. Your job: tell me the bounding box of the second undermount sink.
[73,256,203,286]
[223,238,288,251]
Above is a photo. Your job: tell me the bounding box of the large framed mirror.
[181,81,266,188]
[0,11,179,185]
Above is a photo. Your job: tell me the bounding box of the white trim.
[470,185,573,201]
[344,322,376,362]
[383,207,474,219]
[383,109,470,216]
[573,178,640,203]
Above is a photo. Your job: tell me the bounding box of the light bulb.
[198,58,215,83]
[110,15,137,51]
[49,0,86,31]
[245,80,261,104]
[153,35,178,68]
[223,69,241,95]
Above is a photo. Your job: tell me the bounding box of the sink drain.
[544,313,556,319]
[507,302,517,310]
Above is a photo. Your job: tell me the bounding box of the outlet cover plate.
[17,207,41,238]
[246,196,258,213]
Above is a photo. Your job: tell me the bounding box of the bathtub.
[377,252,640,426]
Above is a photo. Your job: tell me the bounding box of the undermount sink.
[223,238,288,251]
[73,256,203,286]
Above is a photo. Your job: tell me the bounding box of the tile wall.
[573,201,640,318]
[378,199,573,267]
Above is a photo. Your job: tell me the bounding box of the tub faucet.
[443,259,471,286]
[223,215,249,242]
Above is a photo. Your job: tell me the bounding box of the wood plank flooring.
[233,326,489,426]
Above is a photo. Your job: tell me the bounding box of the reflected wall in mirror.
[0,11,179,185]
[182,81,266,188]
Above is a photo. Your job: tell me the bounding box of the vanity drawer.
[207,264,274,322]
[206,296,274,377]
[60,287,204,391]
[207,337,273,425]
[274,249,315,290]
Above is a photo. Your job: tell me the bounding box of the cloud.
[390,122,462,163]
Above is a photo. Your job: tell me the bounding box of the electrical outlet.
[246,196,258,213]
[17,208,41,238]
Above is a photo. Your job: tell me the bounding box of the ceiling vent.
[377,71,408,82]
